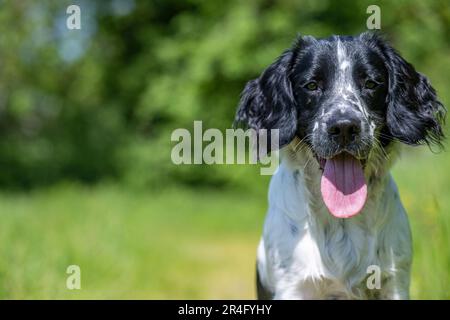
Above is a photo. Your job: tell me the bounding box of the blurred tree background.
[0,0,448,190]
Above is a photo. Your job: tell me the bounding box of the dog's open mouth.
[315,152,368,218]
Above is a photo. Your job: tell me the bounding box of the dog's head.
[235,33,445,218]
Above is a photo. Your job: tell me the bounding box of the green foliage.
[0,1,449,189]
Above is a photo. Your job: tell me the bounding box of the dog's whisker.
[377,132,415,146]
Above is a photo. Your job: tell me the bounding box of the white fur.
[257,141,412,300]
[335,40,370,121]
[313,121,319,132]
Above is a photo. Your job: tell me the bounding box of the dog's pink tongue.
[320,153,367,218]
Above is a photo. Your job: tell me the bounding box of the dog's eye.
[364,80,378,89]
[305,82,318,91]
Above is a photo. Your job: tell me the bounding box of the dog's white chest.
[258,162,412,299]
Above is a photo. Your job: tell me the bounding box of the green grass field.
[0,147,449,299]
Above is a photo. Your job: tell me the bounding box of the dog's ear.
[234,47,298,149]
[366,33,446,147]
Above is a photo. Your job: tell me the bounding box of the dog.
[234,33,445,299]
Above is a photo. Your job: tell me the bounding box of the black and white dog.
[234,33,445,299]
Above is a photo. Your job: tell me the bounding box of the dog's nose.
[327,118,361,145]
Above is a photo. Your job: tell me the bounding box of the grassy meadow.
[0,147,448,299]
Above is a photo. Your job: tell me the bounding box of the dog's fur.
[234,33,445,299]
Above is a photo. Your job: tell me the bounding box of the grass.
[0,147,449,299]
[0,183,266,299]
[393,147,450,299]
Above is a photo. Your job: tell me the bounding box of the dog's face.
[235,33,445,217]
[292,36,389,163]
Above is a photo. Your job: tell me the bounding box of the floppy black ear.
[375,36,446,147]
[234,50,298,149]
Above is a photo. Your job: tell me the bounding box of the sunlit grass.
[392,147,450,299]
[0,146,448,299]
[0,185,264,299]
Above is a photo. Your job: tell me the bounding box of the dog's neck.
[280,137,399,225]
